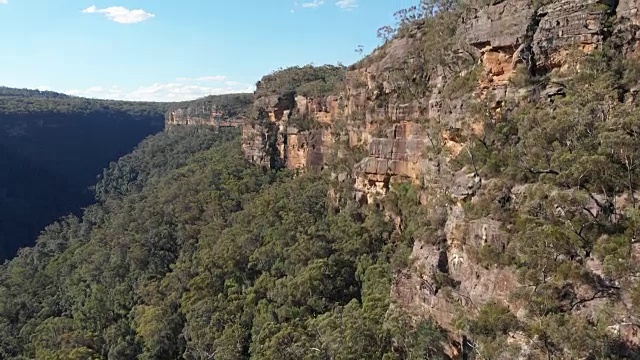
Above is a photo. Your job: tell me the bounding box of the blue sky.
[0,0,418,101]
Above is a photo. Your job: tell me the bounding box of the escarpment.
[162,0,640,357]
[166,93,253,128]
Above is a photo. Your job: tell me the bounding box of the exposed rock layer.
[174,0,640,355]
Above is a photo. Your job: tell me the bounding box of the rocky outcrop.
[238,1,640,355]
[283,127,331,171]
[532,0,608,68]
[461,0,534,84]
[295,95,341,124]
[166,93,253,128]
[241,123,273,167]
[167,105,244,127]
[242,0,629,189]
[620,0,640,25]
[353,122,431,202]
[617,0,640,56]
[241,92,336,170]
[462,0,615,83]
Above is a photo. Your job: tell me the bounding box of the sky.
[0,0,420,102]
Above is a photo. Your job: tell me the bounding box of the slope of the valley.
[0,89,256,261]
[3,1,640,359]
[0,87,170,260]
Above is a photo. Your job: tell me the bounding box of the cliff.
[156,1,640,357]
[5,1,640,358]
[166,93,253,128]
[239,0,640,357]
[245,0,632,184]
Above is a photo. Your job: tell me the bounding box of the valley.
[2,0,640,359]
[0,88,169,260]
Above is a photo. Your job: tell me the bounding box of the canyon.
[2,1,640,358]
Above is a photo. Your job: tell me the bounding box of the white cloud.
[336,0,358,10]
[197,75,227,82]
[66,85,124,99]
[301,0,324,8]
[64,80,254,102]
[0,0,8,5]
[82,5,155,24]
[175,75,227,83]
[292,0,326,12]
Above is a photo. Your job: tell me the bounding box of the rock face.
[167,105,244,128]
[618,0,640,55]
[295,95,341,124]
[241,0,640,196]
[241,92,338,171]
[462,0,616,84]
[283,127,331,170]
[166,94,253,128]
[620,0,640,26]
[533,0,607,67]
[462,0,534,85]
[236,1,640,355]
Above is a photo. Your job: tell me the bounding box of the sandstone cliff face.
[350,0,640,197]
[167,105,244,127]
[166,94,252,128]
[240,0,640,357]
[241,92,338,171]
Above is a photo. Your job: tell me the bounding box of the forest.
[0,126,443,359]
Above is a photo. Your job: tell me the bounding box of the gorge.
[3,0,640,358]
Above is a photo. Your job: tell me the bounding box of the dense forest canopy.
[0,86,71,99]
[0,95,171,117]
[0,127,443,359]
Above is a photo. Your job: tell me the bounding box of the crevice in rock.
[382,175,391,192]
[522,3,546,77]
[600,0,619,42]
[265,122,284,170]
[601,0,619,17]
[437,250,450,274]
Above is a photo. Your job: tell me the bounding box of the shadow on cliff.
[0,111,164,261]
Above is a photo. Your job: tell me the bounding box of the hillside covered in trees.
[0,87,171,260]
[3,0,640,359]
[0,127,442,359]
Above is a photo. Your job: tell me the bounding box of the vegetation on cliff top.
[167,93,254,122]
[0,95,170,118]
[254,64,346,98]
[0,86,71,99]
